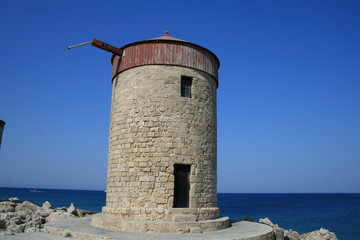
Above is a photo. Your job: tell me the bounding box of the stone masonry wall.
[102,65,218,222]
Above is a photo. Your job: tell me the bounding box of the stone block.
[190,227,202,233]
[173,214,197,222]
[170,208,197,214]
[177,228,190,234]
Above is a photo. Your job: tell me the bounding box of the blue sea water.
[0,188,359,239]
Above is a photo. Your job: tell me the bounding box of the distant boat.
[29,189,40,192]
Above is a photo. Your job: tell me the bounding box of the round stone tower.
[92,32,229,233]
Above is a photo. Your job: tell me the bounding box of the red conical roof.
[149,31,186,42]
[112,31,220,86]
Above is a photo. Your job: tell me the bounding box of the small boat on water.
[29,189,40,193]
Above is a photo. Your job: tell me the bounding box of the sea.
[0,188,359,239]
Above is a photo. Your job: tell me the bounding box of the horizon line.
[0,186,359,194]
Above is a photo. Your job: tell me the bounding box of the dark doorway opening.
[173,164,191,208]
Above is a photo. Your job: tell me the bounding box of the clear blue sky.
[0,0,359,193]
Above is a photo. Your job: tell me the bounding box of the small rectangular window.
[181,76,192,98]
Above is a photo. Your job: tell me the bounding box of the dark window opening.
[181,76,192,98]
[173,164,191,208]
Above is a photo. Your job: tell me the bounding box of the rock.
[274,228,285,240]
[259,217,282,234]
[0,212,17,221]
[8,197,20,203]
[0,209,45,234]
[285,229,301,240]
[0,201,16,213]
[75,209,97,217]
[15,201,39,212]
[10,223,25,233]
[301,228,338,240]
[46,212,76,222]
[37,208,55,218]
[0,201,17,208]
[55,207,67,213]
[0,205,15,213]
[67,203,76,215]
[24,227,38,233]
[16,209,32,220]
[42,201,52,210]
[258,218,338,240]
[259,217,275,227]
[0,198,97,235]
[30,214,44,229]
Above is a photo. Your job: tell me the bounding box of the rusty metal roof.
[111,32,220,86]
[149,31,187,42]
[118,32,219,66]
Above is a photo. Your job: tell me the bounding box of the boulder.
[259,217,282,232]
[75,209,97,217]
[24,227,38,233]
[0,197,98,235]
[0,212,17,221]
[259,217,275,227]
[301,228,338,240]
[55,207,67,213]
[0,205,15,213]
[16,209,33,221]
[36,208,55,218]
[67,203,76,215]
[285,229,301,240]
[258,218,338,240]
[1,208,47,233]
[46,212,76,223]
[42,201,52,210]
[0,201,17,208]
[8,197,20,203]
[9,223,25,233]
[15,201,39,212]
[0,201,16,213]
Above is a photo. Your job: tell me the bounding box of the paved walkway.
[1,217,273,240]
[0,232,70,240]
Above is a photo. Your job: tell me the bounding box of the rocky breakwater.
[0,197,96,236]
[259,218,338,240]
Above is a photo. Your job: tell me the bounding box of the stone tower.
[92,32,229,233]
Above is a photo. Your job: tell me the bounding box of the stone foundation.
[45,216,274,240]
[91,213,229,233]
[101,207,220,221]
